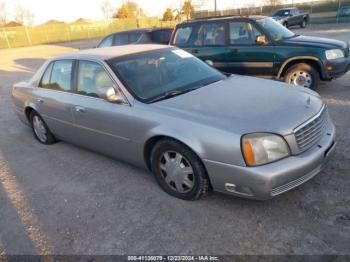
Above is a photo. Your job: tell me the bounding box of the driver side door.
[70,60,137,161]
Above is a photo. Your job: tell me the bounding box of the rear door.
[173,22,230,70]
[33,59,76,139]
[224,20,275,77]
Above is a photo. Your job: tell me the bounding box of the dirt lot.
[0,24,349,255]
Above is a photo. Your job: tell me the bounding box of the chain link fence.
[194,0,350,24]
[0,18,176,49]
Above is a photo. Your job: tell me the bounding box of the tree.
[0,0,6,26]
[181,0,194,20]
[14,5,34,26]
[114,1,142,19]
[101,0,114,19]
[263,0,282,7]
[162,8,174,21]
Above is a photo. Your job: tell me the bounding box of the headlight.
[242,133,290,166]
[325,49,344,60]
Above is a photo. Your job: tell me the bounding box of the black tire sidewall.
[285,63,320,90]
[30,111,55,145]
[150,139,209,200]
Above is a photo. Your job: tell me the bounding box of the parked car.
[272,7,309,28]
[337,6,350,17]
[12,45,336,200]
[97,28,173,48]
[170,16,350,89]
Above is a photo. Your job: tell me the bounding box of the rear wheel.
[284,63,320,89]
[30,111,56,144]
[300,19,307,28]
[151,139,209,200]
[283,21,288,28]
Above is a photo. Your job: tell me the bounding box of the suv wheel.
[283,22,288,28]
[151,139,209,200]
[30,111,56,144]
[284,63,320,89]
[300,19,307,28]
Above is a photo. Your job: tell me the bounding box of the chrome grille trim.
[294,105,326,152]
[270,166,321,196]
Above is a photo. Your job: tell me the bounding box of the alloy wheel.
[289,71,312,88]
[32,115,47,143]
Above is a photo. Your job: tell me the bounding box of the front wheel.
[284,63,320,89]
[150,139,210,200]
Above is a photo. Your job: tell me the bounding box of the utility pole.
[214,0,217,16]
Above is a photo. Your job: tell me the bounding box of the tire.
[284,63,320,90]
[30,111,56,144]
[150,138,210,200]
[300,19,307,28]
[283,22,288,28]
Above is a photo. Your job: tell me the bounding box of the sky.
[2,0,306,25]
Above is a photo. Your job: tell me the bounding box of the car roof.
[54,44,171,61]
[276,7,297,11]
[182,15,267,24]
[109,27,172,34]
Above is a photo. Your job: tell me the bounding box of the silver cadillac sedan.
[12,45,336,200]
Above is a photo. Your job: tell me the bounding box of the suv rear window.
[151,29,172,44]
[173,26,193,46]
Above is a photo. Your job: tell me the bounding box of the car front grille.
[294,106,326,152]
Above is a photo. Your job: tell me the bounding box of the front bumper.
[203,117,336,200]
[323,56,350,80]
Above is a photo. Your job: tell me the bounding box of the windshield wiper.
[148,87,200,103]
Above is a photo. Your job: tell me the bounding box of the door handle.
[36,98,44,103]
[229,48,239,53]
[75,106,85,113]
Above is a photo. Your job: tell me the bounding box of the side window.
[129,33,142,43]
[194,23,225,46]
[114,34,129,45]
[39,62,53,88]
[173,26,193,46]
[77,60,114,98]
[151,29,172,44]
[229,22,261,45]
[99,35,113,48]
[49,60,73,92]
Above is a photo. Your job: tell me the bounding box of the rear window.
[173,26,193,46]
[151,29,172,44]
[114,34,129,45]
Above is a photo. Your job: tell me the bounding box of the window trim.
[228,20,264,47]
[38,59,75,93]
[193,21,227,47]
[73,58,130,105]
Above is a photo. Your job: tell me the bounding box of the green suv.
[170,16,350,89]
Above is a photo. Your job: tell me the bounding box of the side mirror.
[205,60,214,67]
[256,35,268,45]
[98,86,125,104]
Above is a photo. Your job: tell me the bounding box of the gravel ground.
[0,24,349,255]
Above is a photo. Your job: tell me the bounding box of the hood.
[283,35,347,49]
[151,76,323,135]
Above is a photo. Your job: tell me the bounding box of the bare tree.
[25,9,35,26]
[101,0,114,19]
[0,0,7,26]
[263,0,283,7]
[14,5,26,25]
[14,5,35,26]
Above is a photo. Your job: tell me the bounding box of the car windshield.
[257,17,295,41]
[272,9,291,17]
[108,48,225,103]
